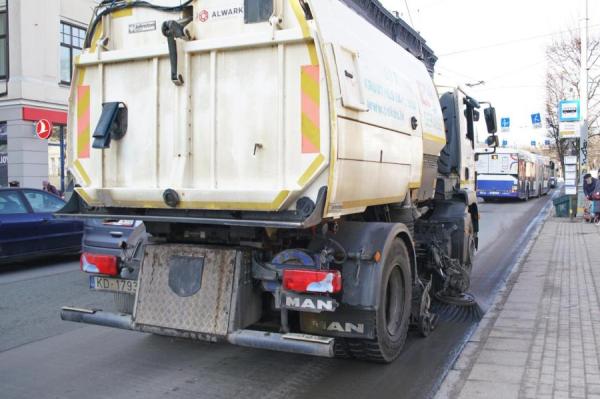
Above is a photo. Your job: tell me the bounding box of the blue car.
[0,188,83,264]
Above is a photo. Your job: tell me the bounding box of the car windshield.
[0,191,28,214]
[23,190,65,213]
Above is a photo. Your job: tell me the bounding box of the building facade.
[0,0,95,190]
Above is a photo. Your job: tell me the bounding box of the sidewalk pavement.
[436,218,600,399]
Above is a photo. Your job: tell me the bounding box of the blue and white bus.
[476,149,547,200]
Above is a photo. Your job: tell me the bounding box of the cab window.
[244,0,273,23]
[23,190,65,213]
[0,191,28,214]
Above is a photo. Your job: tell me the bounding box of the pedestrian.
[42,180,60,197]
[583,173,600,224]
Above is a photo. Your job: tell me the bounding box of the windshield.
[476,153,518,175]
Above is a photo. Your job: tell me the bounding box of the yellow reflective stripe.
[341,196,405,210]
[288,0,318,65]
[297,154,325,187]
[112,8,133,18]
[289,0,310,38]
[301,114,320,149]
[301,69,320,103]
[75,67,86,87]
[73,160,91,186]
[85,190,291,211]
[89,21,103,53]
[75,188,94,205]
[185,191,290,211]
[306,43,318,67]
[77,85,91,159]
[423,132,446,145]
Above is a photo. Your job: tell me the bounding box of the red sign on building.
[35,119,53,140]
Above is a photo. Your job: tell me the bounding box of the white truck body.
[68,0,445,217]
[61,0,496,363]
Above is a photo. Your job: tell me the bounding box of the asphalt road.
[0,194,553,399]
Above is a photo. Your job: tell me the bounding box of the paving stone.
[483,338,532,352]
[476,350,529,367]
[538,383,554,394]
[458,380,520,399]
[588,384,600,394]
[468,363,524,384]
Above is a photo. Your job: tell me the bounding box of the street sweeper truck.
[59,0,498,362]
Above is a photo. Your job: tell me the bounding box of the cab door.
[21,190,82,252]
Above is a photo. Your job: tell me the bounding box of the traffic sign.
[531,140,536,147]
[35,119,53,140]
[502,139,508,147]
[501,117,510,131]
[558,100,580,122]
[531,113,542,128]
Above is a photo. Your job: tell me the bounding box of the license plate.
[90,276,138,294]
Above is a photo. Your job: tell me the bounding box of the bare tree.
[544,32,600,169]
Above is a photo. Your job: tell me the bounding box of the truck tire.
[348,238,412,363]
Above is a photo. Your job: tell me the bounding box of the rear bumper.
[60,307,335,358]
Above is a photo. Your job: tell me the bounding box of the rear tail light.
[81,253,118,276]
[282,269,342,294]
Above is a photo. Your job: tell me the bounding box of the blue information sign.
[558,100,580,122]
[501,117,510,131]
[531,113,542,128]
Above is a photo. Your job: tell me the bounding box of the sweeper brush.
[431,293,484,323]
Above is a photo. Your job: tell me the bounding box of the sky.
[379,0,600,149]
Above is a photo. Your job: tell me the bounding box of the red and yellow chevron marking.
[301,65,320,154]
[77,85,91,159]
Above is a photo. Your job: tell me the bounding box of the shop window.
[59,21,85,85]
[0,1,8,81]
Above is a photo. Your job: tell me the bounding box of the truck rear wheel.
[348,238,412,363]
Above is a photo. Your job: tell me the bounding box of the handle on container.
[161,17,192,86]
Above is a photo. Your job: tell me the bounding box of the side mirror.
[484,107,497,134]
[485,135,499,147]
